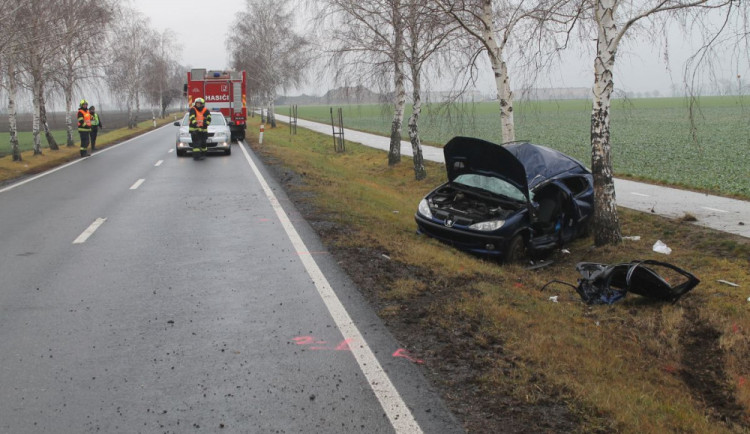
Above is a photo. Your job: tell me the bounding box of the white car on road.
[174,111,232,156]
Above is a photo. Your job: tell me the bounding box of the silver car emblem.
[444,218,454,228]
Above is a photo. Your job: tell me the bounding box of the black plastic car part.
[542,260,700,304]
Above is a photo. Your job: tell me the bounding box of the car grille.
[417,218,504,249]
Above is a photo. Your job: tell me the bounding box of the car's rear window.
[210,113,226,125]
[454,174,526,202]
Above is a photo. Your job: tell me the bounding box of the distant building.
[422,90,487,102]
[517,87,591,101]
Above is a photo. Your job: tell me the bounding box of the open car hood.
[444,137,590,193]
[444,137,530,200]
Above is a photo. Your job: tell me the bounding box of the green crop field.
[0,131,72,157]
[278,97,750,198]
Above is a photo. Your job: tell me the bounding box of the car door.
[560,175,594,239]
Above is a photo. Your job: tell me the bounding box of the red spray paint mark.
[739,377,746,388]
[392,348,423,364]
[335,339,352,351]
[514,282,523,288]
[732,323,740,334]
[293,336,352,351]
[293,336,314,345]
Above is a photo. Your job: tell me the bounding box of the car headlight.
[418,199,432,219]
[179,132,191,140]
[469,220,505,231]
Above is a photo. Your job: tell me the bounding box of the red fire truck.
[184,68,247,141]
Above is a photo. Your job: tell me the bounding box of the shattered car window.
[454,174,526,202]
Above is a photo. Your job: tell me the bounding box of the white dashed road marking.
[155,160,164,167]
[73,218,107,244]
[130,179,145,190]
[631,192,650,197]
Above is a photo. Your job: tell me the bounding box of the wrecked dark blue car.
[415,137,594,262]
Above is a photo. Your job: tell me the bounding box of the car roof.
[444,137,590,195]
[503,142,590,190]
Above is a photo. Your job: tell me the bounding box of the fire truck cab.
[184,68,247,141]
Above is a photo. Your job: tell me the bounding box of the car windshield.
[181,112,226,126]
[454,173,526,202]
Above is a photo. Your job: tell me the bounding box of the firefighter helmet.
[195,98,205,105]
[80,99,88,106]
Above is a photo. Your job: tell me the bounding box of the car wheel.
[176,149,185,157]
[504,234,526,264]
[225,147,231,155]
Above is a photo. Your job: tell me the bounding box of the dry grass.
[250,117,750,432]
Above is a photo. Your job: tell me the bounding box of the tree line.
[226,0,748,247]
[2,0,746,247]
[0,0,184,162]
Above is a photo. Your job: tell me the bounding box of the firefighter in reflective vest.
[77,99,92,157]
[189,98,211,160]
[89,105,103,151]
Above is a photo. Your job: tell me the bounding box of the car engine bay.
[428,185,518,222]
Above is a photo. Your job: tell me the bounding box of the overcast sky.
[128,0,246,71]
[128,0,745,97]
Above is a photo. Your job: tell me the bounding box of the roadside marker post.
[259,123,264,144]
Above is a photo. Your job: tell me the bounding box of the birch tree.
[229,0,311,129]
[435,0,521,142]
[403,1,463,179]
[4,61,22,162]
[318,0,408,165]
[15,0,62,154]
[585,0,733,246]
[1,1,22,161]
[52,0,114,147]
[106,8,154,128]
[144,30,182,118]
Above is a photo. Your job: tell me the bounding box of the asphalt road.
[274,114,749,239]
[0,127,463,434]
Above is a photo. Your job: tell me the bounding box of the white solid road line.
[155,160,164,167]
[73,218,107,244]
[130,179,145,190]
[238,142,423,434]
[630,192,650,197]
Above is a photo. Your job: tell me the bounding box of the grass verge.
[0,116,177,185]
[248,116,750,433]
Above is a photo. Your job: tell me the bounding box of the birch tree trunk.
[127,93,135,129]
[269,98,277,128]
[32,77,42,155]
[481,0,514,143]
[39,88,59,150]
[590,0,621,246]
[135,91,141,126]
[408,63,426,180]
[7,63,21,162]
[64,84,74,146]
[388,0,405,166]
